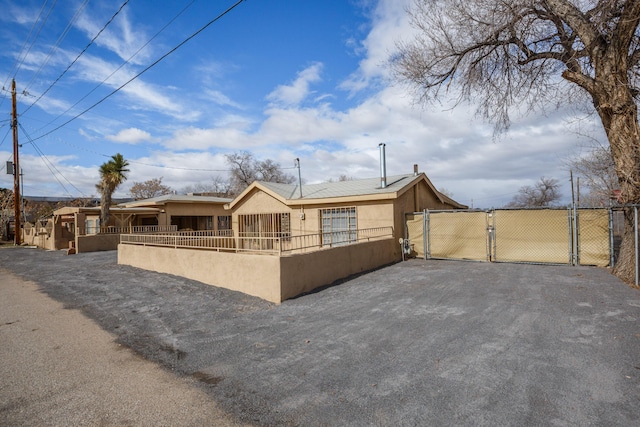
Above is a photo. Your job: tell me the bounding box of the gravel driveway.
[1,247,639,426]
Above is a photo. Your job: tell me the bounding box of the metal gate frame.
[405,207,612,267]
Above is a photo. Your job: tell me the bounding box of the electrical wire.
[0,1,49,93]
[23,0,131,116]
[0,0,50,111]
[11,0,58,81]
[0,126,11,149]
[19,123,87,197]
[29,0,197,131]
[30,0,246,143]
[24,0,91,94]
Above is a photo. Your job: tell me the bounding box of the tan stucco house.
[118,169,467,303]
[20,206,161,252]
[23,194,232,253]
[226,171,466,256]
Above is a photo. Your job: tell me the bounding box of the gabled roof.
[227,173,467,209]
[119,194,232,208]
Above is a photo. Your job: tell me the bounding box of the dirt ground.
[1,247,639,426]
[0,268,248,426]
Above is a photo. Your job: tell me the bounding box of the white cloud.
[267,62,324,106]
[106,128,153,144]
[340,0,413,92]
[204,89,243,109]
[72,53,197,121]
[75,5,153,65]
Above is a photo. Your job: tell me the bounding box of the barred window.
[238,213,290,238]
[320,207,357,246]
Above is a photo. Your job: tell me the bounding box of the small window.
[320,207,357,246]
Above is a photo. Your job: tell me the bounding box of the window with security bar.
[238,213,291,238]
[320,207,357,247]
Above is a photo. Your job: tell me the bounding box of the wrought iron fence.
[120,226,393,255]
[77,225,178,235]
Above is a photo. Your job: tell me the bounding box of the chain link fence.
[492,208,572,264]
[406,207,612,267]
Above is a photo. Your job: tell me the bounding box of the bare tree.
[392,0,640,283]
[570,144,619,206]
[0,188,13,240]
[326,175,354,183]
[181,176,232,198]
[225,151,295,196]
[439,187,454,198]
[129,177,173,200]
[506,177,562,208]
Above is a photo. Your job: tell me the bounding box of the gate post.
[423,209,429,260]
[569,206,578,266]
[609,208,614,268]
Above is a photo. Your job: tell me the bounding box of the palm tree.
[96,153,130,227]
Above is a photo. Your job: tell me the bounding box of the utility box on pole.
[5,161,13,175]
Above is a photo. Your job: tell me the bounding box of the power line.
[0,0,50,99]
[0,126,11,149]
[30,0,247,143]
[24,0,91,94]
[19,122,87,197]
[23,0,131,116]
[29,0,197,132]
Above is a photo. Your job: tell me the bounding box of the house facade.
[226,171,466,258]
[118,169,467,303]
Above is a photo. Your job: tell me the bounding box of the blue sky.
[0,0,605,208]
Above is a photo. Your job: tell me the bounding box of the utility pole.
[11,79,21,245]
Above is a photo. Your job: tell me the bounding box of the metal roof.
[259,174,417,200]
[119,194,232,207]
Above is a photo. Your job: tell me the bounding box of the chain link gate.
[405,208,612,267]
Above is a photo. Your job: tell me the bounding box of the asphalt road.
[1,247,639,426]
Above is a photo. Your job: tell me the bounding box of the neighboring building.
[36,206,162,252]
[21,194,233,253]
[119,168,467,303]
[119,194,233,233]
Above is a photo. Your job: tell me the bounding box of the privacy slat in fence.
[428,211,489,261]
[405,214,425,258]
[577,209,610,267]
[493,209,571,264]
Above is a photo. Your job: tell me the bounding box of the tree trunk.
[593,74,640,285]
[100,189,112,228]
[615,209,637,285]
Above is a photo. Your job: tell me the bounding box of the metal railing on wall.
[120,226,393,255]
[77,225,178,236]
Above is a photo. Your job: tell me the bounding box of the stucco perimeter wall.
[117,244,282,303]
[279,238,396,301]
[76,234,121,253]
[118,237,396,304]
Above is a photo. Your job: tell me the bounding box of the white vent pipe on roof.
[379,143,387,188]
